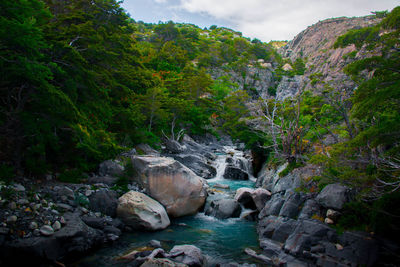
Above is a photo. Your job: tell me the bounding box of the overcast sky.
[121,0,399,42]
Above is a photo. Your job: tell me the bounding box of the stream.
[74,146,260,266]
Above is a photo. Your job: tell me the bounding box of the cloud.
[177,0,399,41]
[154,0,168,3]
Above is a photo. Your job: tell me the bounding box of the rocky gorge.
[1,134,396,266]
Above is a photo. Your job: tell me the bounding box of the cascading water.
[75,145,260,266]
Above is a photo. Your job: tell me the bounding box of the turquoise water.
[75,151,261,266]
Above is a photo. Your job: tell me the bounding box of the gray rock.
[141,258,188,267]
[89,189,118,217]
[117,191,170,231]
[259,194,285,218]
[136,144,160,156]
[165,139,186,154]
[12,183,25,192]
[223,166,249,180]
[260,238,283,257]
[98,160,124,177]
[87,176,118,185]
[57,186,75,200]
[252,188,271,211]
[131,156,206,217]
[205,199,241,219]
[316,183,351,210]
[52,221,61,231]
[235,188,256,210]
[29,221,39,230]
[169,244,205,267]
[326,209,341,221]
[40,225,54,236]
[57,203,73,211]
[103,225,121,236]
[279,192,305,219]
[148,239,162,248]
[174,154,217,179]
[82,216,107,229]
[258,215,297,243]
[298,199,321,220]
[6,215,17,224]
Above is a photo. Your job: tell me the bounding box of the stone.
[57,186,75,200]
[279,192,305,219]
[82,216,107,229]
[52,221,61,231]
[316,183,351,210]
[103,225,121,236]
[169,245,205,267]
[136,143,160,156]
[164,139,186,154]
[13,183,25,192]
[282,63,293,71]
[89,189,118,217]
[251,188,271,211]
[259,194,285,218]
[6,215,17,224]
[325,218,334,224]
[8,201,17,210]
[235,188,256,210]
[57,203,73,211]
[244,248,273,265]
[173,154,216,179]
[258,215,297,243]
[40,225,54,236]
[326,209,341,221]
[98,160,124,177]
[148,239,162,248]
[141,258,188,267]
[298,199,321,220]
[223,166,249,180]
[29,221,39,230]
[205,199,241,219]
[259,238,283,257]
[117,191,170,231]
[131,156,207,217]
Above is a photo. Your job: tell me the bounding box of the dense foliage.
[0,0,281,178]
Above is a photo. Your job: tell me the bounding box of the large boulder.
[316,183,351,210]
[223,166,249,180]
[136,144,160,156]
[131,156,207,217]
[98,160,124,177]
[169,245,206,267]
[205,199,241,219]
[174,154,216,179]
[117,191,170,231]
[234,187,271,211]
[89,189,118,217]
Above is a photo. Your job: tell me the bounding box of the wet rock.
[89,189,118,217]
[316,183,351,210]
[117,191,170,231]
[205,199,241,219]
[40,225,54,236]
[131,156,206,217]
[223,166,248,180]
[98,160,124,177]
[169,244,205,267]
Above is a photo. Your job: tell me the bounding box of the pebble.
[40,225,54,236]
[8,201,17,210]
[52,221,61,231]
[0,227,10,235]
[335,243,344,250]
[325,218,334,224]
[13,183,25,192]
[85,190,94,197]
[33,229,40,236]
[60,216,66,225]
[29,221,39,230]
[57,203,73,211]
[6,215,17,224]
[17,198,29,205]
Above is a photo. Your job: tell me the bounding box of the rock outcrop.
[131,156,207,217]
[117,191,170,231]
[205,199,242,219]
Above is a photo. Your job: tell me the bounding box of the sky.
[121,0,399,42]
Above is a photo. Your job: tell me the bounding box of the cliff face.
[277,15,381,98]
